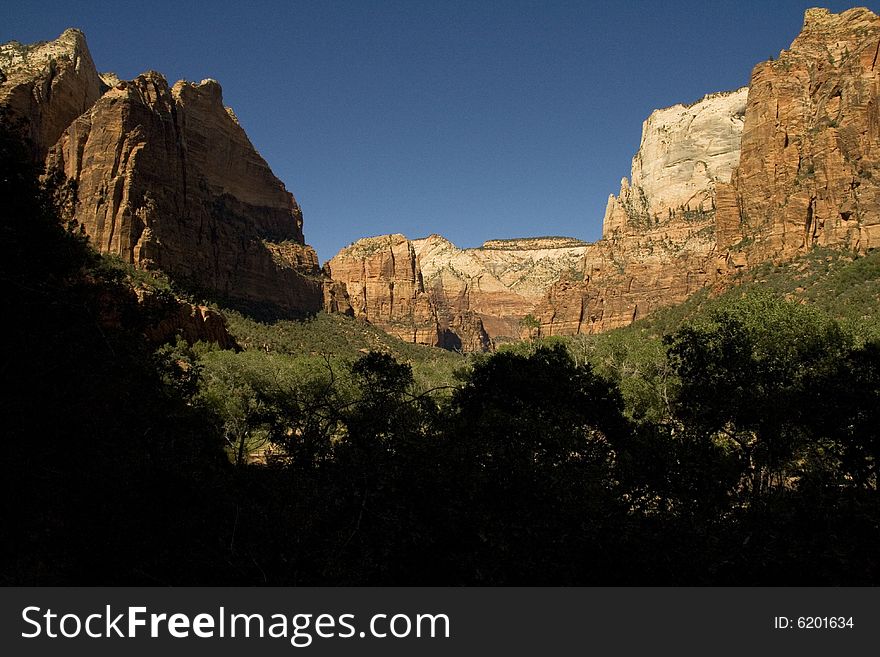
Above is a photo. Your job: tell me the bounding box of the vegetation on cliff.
[3,104,879,586]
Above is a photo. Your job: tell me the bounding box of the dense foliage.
[2,116,878,585]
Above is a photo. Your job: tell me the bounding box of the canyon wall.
[731,6,880,259]
[8,9,880,351]
[45,71,323,316]
[3,30,324,318]
[324,234,444,347]
[602,87,748,237]
[412,235,587,341]
[326,233,591,349]
[538,88,749,336]
[0,28,104,160]
[540,7,880,338]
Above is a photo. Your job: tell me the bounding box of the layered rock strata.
[46,72,323,316]
[538,89,748,336]
[325,233,596,349]
[731,7,880,259]
[412,234,588,341]
[603,87,748,237]
[540,8,880,337]
[324,234,443,346]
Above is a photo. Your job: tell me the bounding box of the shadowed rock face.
[731,7,880,259]
[46,71,323,316]
[0,28,105,161]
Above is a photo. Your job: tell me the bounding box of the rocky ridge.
[6,10,880,352]
[532,88,750,336]
[0,28,104,160]
[1,29,325,320]
[540,7,880,338]
[325,233,592,348]
[340,8,880,346]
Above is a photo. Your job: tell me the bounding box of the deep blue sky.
[2,0,870,262]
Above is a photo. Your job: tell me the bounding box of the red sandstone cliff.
[45,72,323,316]
[2,29,325,318]
[0,28,104,160]
[324,234,444,347]
[728,7,880,259]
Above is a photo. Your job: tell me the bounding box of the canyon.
[327,7,880,346]
[3,7,879,351]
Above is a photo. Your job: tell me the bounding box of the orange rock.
[325,235,443,347]
[46,71,323,316]
[0,29,104,160]
[734,7,880,258]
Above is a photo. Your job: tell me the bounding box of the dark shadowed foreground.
[1,118,878,585]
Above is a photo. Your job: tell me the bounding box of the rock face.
[46,71,323,316]
[731,7,880,259]
[0,29,104,160]
[535,224,723,336]
[138,289,238,350]
[329,8,880,347]
[324,234,443,346]
[326,92,749,346]
[326,233,591,349]
[412,234,587,341]
[11,11,880,351]
[603,87,748,237]
[537,89,747,336]
[540,8,880,338]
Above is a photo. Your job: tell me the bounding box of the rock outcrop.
[326,233,592,349]
[0,29,104,160]
[731,6,880,259]
[138,289,238,350]
[412,234,588,341]
[324,234,443,346]
[603,87,748,237]
[46,71,323,316]
[539,8,880,338]
[535,222,724,336]
[537,89,747,336]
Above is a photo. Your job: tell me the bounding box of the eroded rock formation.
[732,6,880,259]
[603,87,747,237]
[138,289,238,350]
[0,28,104,160]
[413,234,588,341]
[46,71,323,316]
[538,89,746,336]
[540,8,880,338]
[9,10,880,351]
[324,234,443,346]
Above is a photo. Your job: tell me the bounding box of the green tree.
[446,344,631,583]
[665,292,853,500]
